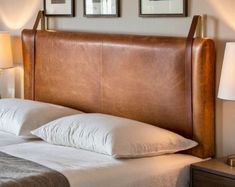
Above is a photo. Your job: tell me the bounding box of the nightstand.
[191,158,235,187]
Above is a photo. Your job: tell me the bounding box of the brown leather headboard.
[22,30,215,158]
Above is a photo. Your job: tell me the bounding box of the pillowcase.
[32,113,197,158]
[0,99,82,136]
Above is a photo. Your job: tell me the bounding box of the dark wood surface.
[191,158,235,187]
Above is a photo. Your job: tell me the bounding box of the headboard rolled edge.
[22,29,35,100]
[191,38,215,158]
[22,30,215,159]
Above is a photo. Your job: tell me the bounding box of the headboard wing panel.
[22,30,215,158]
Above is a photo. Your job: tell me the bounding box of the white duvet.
[0,130,34,147]
[1,141,202,187]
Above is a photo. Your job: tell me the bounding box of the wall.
[0,0,42,98]
[0,0,235,157]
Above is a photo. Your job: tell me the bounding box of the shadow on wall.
[0,0,41,30]
[207,0,235,31]
[204,2,235,156]
[204,14,235,157]
[0,0,42,98]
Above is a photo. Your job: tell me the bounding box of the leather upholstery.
[22,30,215,158]
[22,30,35,99]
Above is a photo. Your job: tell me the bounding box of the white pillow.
[0,99,82,136]
[32,113,197,158]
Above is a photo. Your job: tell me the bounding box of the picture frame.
[84,0,120,17]
[44,0,75,17]
[139,0,187,17]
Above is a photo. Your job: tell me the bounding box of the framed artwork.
[139,0,187,17]
[84,0,120,17]
[44,0,75,17]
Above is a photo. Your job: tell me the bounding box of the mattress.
[1,141,202,187]
[0,130,35,147]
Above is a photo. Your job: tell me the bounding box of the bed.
[0,17,215,187]
[2,141,202,187]
[0,130,34,147]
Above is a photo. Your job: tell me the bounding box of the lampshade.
[218,42,235,100]
[0,32,13,69]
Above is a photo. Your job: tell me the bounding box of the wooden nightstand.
[191,158,235,187]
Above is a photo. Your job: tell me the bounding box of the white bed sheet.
[1,141,202,187]
[0,130,35,147]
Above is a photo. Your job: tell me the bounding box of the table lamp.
[0,32,13,69]
[0,32,13,98]
[218,42,235,167]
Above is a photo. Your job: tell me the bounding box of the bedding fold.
[0,152,70,187]
[0,131,34,147]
